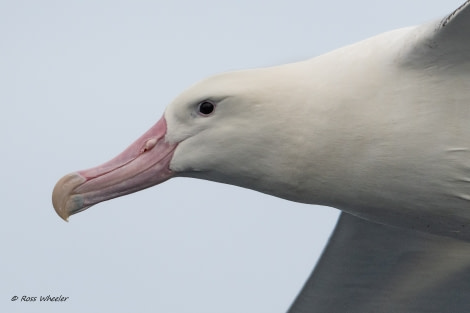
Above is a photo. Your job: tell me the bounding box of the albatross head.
[52,67,317,221]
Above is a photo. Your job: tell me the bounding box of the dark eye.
[198,101,215,116]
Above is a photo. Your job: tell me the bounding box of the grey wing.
[438,0,470,32]
[402,0,470,66]
[287,213,470,313]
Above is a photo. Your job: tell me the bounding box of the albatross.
[52,1,470,312]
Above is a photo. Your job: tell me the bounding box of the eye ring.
[198,101,215,116]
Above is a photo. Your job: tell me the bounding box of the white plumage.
[53,1,470,312]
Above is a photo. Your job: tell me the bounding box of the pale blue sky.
[1,1,463,312]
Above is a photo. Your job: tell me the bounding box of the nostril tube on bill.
[141,137,158,153]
